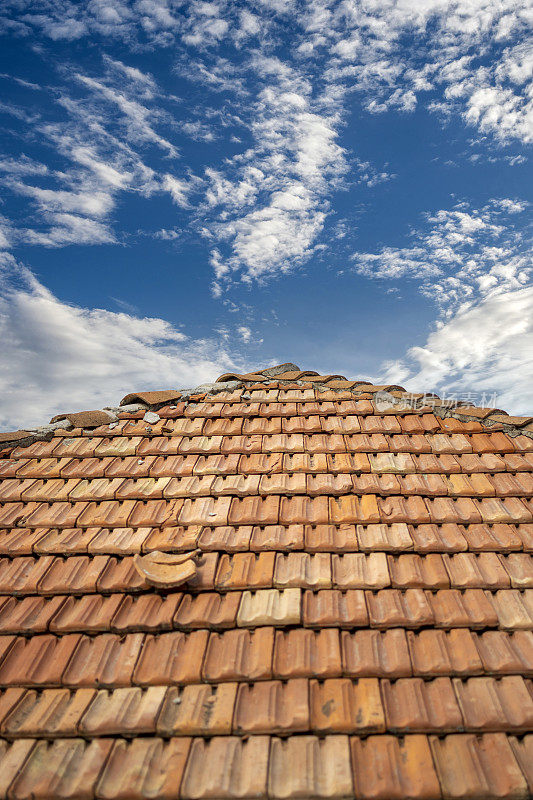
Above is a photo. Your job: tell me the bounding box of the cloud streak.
[0,263,241,429]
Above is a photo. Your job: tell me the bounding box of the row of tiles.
[0,627,532,687]
[1,551,532,595]
[1,495,532,530]
[123,391,505,415]
[2,471,533,504]
[68,412,453,437]
[0,676,532,739]
[9,431,533,461]
[63,400,465,425]
[0,551,533,595]
[1,523,532,557]
[0,732,532,800]
[4,451,533,480]
[0,588,530,636]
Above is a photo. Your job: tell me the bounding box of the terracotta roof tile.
[62,633,144,687]
[305,523,358,552]
[430,733,528,800]
[134,631,208,685]
[476,633,530,678]
[454,675,533,732]
[237,588,301,626]
[88,527,150,555]
[342,629,411,678]
[410,523,468,553]
[0,555,56,595]
[49,594,124,634]
[250,524,304,551]
[407,629,484,676]
[381,677,462,733]
[510,735,533,794]
[0,634,81,687]
[310,678,384,734]
[491,589,533,629]
[0,366,532,796]
[202,627,274,682]
[351,734,441,799]
[366,588,433,628]
[39,554,110,595]
[181,736,269,800]
[0,739,35,796]
[97,736,191,800]
[269,735,353,799]
[79,685,167,736]
[34,527,99,554]
[3,687,96,737]
[0,595,66,634]
[157,683,236,736]
[274,552,331,589]
[215,552,275,590]
[120,390,183,406]
[280,495,328,525]
[332,553,390,589]
[428,588,499,629]
[388,554,449,589]
[233,679,309,735]
[173,592,241,630]
[303,589,368,628]
[110,593,181,633]
[198,524,251,552]
[179,496,231,526]
[356,522,413,552]
[8,738,113,800]
[273,628,342,679]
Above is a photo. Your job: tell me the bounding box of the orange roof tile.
[0,363,531,797]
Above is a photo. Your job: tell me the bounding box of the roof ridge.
[1,367,532,453]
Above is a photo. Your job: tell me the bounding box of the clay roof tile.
[0,361,531,798]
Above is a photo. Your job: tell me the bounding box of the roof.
[0,363,532,799]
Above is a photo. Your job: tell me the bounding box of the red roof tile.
[0,364,531,797]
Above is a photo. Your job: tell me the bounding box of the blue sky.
[0,0,531,429]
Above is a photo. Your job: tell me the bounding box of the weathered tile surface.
[0,364,531,798]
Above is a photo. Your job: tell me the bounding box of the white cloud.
[199,55,348,282]
[0,267,240,430]
[153,228,180,240]
[22,213,116,247]
[0,156,49,177]
[237,325,252,343]
[352,199,531,313]
[2,0,528,285]
[10,183,115,217]
[163,174,191,207]
[75,73,178,157]
[356,197,533,412]
[381,286,533,413]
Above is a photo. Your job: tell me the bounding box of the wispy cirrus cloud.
[2,0,529,284]
[352,198,531,314]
